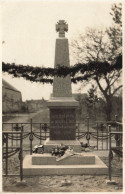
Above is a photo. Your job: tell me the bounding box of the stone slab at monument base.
[32,153,95,165]
[44,138,82,153]
[23,153,108,176]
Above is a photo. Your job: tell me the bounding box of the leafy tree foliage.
[87,85,98,105]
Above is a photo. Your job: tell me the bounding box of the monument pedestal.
[47,97,79,141]
[44,138,82,153]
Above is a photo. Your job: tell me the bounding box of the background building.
[25,99,47,113]
[2,79,22,113]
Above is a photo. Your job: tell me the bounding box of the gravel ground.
[2,151,123,192]
[2,174,123,192]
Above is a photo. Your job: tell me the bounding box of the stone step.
[44,138,82,153]
[32,153,95,165]
[23,154,108,176]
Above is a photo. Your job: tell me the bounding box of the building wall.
[2,86,22,113]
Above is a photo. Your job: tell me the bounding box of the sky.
[1,0,120,101]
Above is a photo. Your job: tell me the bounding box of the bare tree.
[70,3,122,121]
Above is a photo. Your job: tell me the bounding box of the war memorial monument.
[23,20,108,175]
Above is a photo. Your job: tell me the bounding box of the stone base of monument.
[44,138,82,153]
[23,153,108,176]
[32,153,95,165]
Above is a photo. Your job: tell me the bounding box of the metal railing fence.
[2,131,23,181]
[108,129,123,181]
[2,118,122,182]
[3,118,122,153]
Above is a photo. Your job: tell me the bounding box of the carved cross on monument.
[56,20,68,37]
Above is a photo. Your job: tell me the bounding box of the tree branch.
[112,85,122,96]
[95,76,107,98]
[104,75,111,95]
[110,70,122,86]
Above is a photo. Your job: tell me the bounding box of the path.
[2,108,49,131]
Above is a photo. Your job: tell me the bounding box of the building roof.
[2,79,21,93]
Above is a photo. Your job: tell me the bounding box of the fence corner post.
[20,130,23,181]
[87,117,89,133]
[96,123,98,150]
[108,125,112,181]
[30,119,33,155]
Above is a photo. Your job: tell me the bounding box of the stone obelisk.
[53,20,72,98]
[45,20,80,152]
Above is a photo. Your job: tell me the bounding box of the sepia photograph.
[1,0,124,193]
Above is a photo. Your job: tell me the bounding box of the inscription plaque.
[50,108,76,140]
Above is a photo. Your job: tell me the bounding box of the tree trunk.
[105,96,112,121]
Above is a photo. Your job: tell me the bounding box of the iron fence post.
[45,123,46,140]
[120,124,122,146]
[40,123,42,144]
[30,119,33,155]
[108,125,112,181]
[87,117,89,133]
[106,124,108,150]
[16,124,18,147]
[115,115,120,147]
[87,117,90,145]
[102,124,103,150]
[12,123,13,150]
[115,115,118,138]
[119,123,121,146]
[6,133,8,176]
[97,123,98,150]
[78,123,80,138]
[20,130,23,181]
